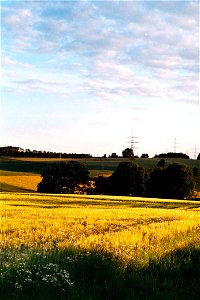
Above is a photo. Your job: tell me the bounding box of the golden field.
[1,192,200,265]
[0,171,41,192]
[1,192,200,299]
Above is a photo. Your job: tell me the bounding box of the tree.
[110,162,147,196]
[37,161,89,194]
[193,167,198,176]
[141,154,149,158]
[95,162,147,196]
[155,152,189,159]
[122,148,134,158]
[157,159,165,169]
[89,175,112,195]
[147,163,194,199]
[110,153,118,158]
[197,153,200,160]
[146,168,166,198]
[164,163,194,199]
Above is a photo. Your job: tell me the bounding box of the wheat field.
[1,193,200,262]
[1,193,200,299]
[0,171,41,192]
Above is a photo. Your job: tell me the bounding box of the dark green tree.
[111,162,147,196]
[146,168,166,198]
[122,148,134,158]
[89,175,112,195]
[157,159,165,169]
[102,162,147,196]
[37,161,89,194]
[197,153,200,160]
[164,163,194,199]
[193,167,198,176]
[147,163,194,199]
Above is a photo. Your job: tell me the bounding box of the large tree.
[147,163,194,199]
[164,163,194,199]
[93,162,147,196]
[122,148,134,158]
[37,161,89,194]
[110,162,147,196]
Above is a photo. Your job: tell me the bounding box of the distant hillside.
[1,156,200,192]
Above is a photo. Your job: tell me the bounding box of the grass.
[1,193,200,299]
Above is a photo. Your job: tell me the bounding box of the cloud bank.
[1,0,199,156]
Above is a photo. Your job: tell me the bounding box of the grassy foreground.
[1,193,200,299]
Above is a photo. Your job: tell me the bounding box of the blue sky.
[1,0,199,157]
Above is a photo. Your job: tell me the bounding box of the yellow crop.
[0,171,40,191]
[1,193,200,266]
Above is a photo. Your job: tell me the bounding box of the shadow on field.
[0,160,49,174]
[7,197,200,210]
[0,182,35,193]
[1,246,200,300]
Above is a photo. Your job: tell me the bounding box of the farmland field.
[0,170,41,193]
[1,193,200,299]
[1,156,200,192]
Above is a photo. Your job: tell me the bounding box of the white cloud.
[1,0,199,156]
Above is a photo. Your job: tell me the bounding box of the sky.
[1,0,199,158]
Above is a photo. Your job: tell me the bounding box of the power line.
[127,133,139,156]
[193,145,198,159]
[173,137,180,153]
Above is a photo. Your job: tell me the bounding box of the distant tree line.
[90,160,194,199]
[155,152,190,159]
[0,146,196,160]
[37,159,195,200]
[121,148,190,159]
[0,146,92,159]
